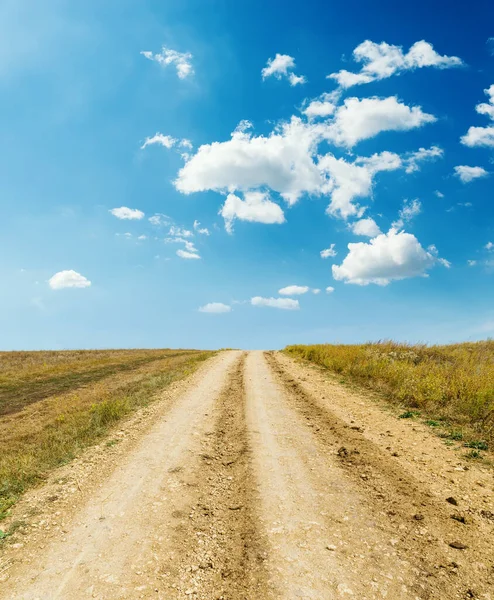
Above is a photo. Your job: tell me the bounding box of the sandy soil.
[1,350,493,599]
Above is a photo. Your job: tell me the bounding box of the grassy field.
[0,349,213,521]
[285,342,494,449]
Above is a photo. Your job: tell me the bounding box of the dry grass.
[285,341,494,446]
[0,349,213,520]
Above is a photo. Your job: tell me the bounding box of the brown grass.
[284,341,494,447]
[0,349,213,521]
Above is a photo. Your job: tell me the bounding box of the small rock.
[326,544,337,551]
[446,497,458,506]
[449,541,467,550]
[391,452,399,457]
[337,447,348,458]
[413,514,424,521]
[450,514,467,524]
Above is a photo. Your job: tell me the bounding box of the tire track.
[265,350,494,599]
[160,352,269,599]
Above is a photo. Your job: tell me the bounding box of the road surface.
[1,351,493,599]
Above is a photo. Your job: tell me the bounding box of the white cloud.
[392,198,422,229]
[303,93,337,119]
[454,165,488,183]
[141,46,193,79]
[320,244,337,258]
[326,286,335,294]
[193,220,210,235]
[110,206,145,220]
[312,288,321,294]
[350,217,381,237]
[328,40,463,89]
[176,249,200,260]
[332,229,444,285]
[435,190,445,198]
[404,146,443,173]
[461,85,494,148]
[323,96,436,148]
[319,151,401,218]
[199,302,231,313]
[149,213,170,226]
[219,191,285,233]
[140,133,176,150]
[262,53,306,86]
[169,225,193,238]
[175,117,323,205]
[278,285,310,296]
[49,270,91,290]
[467,260,477,266]
[486,242,494,251]
[288,72,307,86]
[251,296,300,310]
[137,235,147,240]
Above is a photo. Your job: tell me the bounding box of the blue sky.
[1,0,493,350]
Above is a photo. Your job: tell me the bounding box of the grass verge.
[284,342,494,450]
[0,351,213,521]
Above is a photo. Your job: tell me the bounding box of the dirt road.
[1,351,493,599]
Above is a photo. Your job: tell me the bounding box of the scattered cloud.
[137,235,147,241]
[149,213,170,226]
[392,198,422,229]
[278,285,310,296]
[141,133,177,150]
[467,260,477,266]
[332,229,445,285]
[251,296,300,310]
[141,46,193,79]
[49,270,91,290]
[193,220,210,235]
[328,40,463,89]
[169,225,193,238]
[350,217,381,237]
[303,92,337,119]
[461,84,494,148]
[110,206,145,220]
[323,96,436,148]
[312,288,321,294]
[320,244,337,258]
[176,249,200,259]
[220,191,285,233]
[199,302,232,313]
[454,165,488,183]
[486,241,494,251]
[326,286,335,294]
[404,146,443,173]
[320,150,401,218]
[262,53,306,86]
[435,190,445,198]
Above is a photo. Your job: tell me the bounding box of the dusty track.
[1,350,493,599]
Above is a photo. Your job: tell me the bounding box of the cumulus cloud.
[251,296,300,310]
[404,146,443,173]
[278,285,310,296]
[49,270,91,290]
[175,117,323,205]
[141,46,193,79]
[149,213,170,226]
[140,133,177,150]
[262,53,306,86]
[461,84,494,148]
[328,40,463,88]
[320,244,337,258]
[323,96,436,148]
[110,207,145,220]
[392,198,422,229]
[169,225,193,238]
[320,151,402,218]
[486,241,494,251]
[454,165,488,183]
[312,288,321,294]
[435,190,445,198]
[176,249,200,259]
[332,229,444,285]
[193,220,210,235]
[326,286,335,294]
[220,191,285,233]
[199,302,231,313]
[350,217,381,237]
[303,92,337,119]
